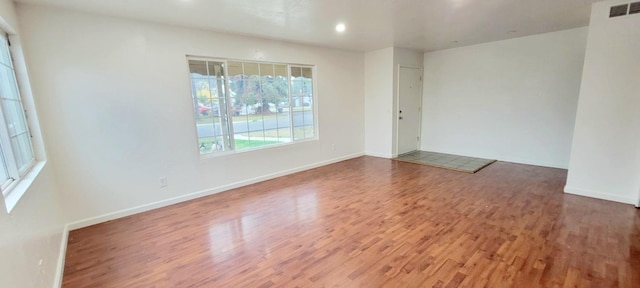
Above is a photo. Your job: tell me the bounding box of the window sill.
[199,137,319,161]
[3,160,46,213]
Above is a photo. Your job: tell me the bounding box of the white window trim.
[0,31,47,213]
[3,161,45,213]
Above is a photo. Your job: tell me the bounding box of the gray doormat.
[395,151,496,173]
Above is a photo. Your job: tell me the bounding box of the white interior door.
[397,67,422,155]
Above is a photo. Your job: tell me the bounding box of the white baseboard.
[418,148,568,169]
[364,152,394,159]
[498,157,567,169]
[564,185,637,205]
[53,224,69,288]
[66,152,364,230]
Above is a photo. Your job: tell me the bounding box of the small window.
[290,66,315,140]
[630,2,640,14]
[609,4,629,17]
[187,58,316,155]
[0,33,36,198]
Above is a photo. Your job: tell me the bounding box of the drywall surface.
[17,4,365,223]
[364,47,394,158]
[0,165,64,288]
[565,0,640,204]
[0,1,65,287]
[364,47,422,158]
[421,27,588,168]
[0,0,18,31]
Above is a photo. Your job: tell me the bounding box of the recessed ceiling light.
[335,23,346,33]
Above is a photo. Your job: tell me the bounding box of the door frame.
[394,65,424,157]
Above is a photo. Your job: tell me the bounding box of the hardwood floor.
[62,156,640,287]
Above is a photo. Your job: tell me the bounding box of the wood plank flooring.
[62,156,640,287]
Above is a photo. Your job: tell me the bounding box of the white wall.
[364,47,394,158]
[16,4,365,224]
[0,165,64,287]
[565,0,640,205]
[0,1,66,287]
[420,28,588,168]
[392,48,423,155]
[364,47,423,158]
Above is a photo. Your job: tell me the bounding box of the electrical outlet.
[331,144,336,151]
[159,177,168,188]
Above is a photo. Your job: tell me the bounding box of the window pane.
[0,142,9,186]
[189,60,231,154]
[0,35,11,68]
[301,116,315,138]
[301,67,313,78]
[11,132,33,174]
[229,63,267,150]
[0,65,20,100]
[274,65,288,77]
[243,62,259,76]
[227,61,243,75]
[2,99,28,136]
[259,63,274,76]
[290,66,302,77]
[291,66,314,140]
[228,64,249,150]
[199,136,225,153]
[274,74,290,142]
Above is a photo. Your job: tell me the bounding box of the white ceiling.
[14,0,601,52]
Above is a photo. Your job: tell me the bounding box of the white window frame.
[187,56,318,157]
[0,32,39,211]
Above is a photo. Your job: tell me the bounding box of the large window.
[0,33,36,197]
[188,58,316,155]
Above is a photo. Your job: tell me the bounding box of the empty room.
[1,0,639,287]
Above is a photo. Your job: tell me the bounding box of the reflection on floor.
[395,150,496,173]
